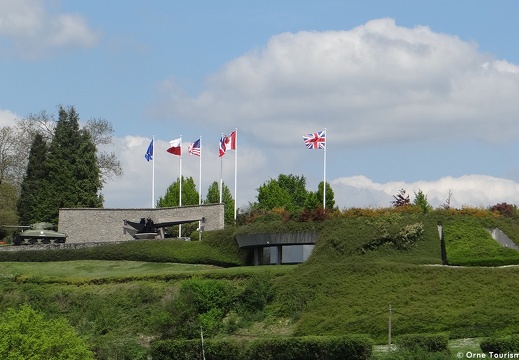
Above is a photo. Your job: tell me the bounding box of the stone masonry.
[58,203,224,244]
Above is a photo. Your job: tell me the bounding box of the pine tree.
[17,133,48,224]
[42,106,102,223]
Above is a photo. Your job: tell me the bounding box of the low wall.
[58,203,224,244]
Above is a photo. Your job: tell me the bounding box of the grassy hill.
[1,207,519,358]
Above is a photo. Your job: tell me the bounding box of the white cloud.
[101,136,267,209]
[332,175,519,209]
[0,109,18,127]
[158,18,519,147]
[129,19,519,210]
[0,0,99,59]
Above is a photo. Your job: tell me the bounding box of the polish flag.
[167,138,182,156]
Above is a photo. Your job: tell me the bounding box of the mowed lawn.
[0,260,222,281]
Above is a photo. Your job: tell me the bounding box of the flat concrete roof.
[235,232,318,248]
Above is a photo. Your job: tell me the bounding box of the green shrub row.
[480,335,519,354]
[150,335,373,360]
[395,333,449,352]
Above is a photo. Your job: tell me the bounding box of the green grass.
[2,209,519,359]
[0,260,221,279]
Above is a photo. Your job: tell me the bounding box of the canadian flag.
[167,138,182,156]
[226,131,237,150]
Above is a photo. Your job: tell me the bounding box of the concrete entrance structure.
[235,231,318,265]
[58,203,224,244]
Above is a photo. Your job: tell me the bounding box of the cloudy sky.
[2,0,519,210]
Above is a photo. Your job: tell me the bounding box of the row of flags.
[145,129,325,161]
[144,130,238,161]
[144,129,327,215]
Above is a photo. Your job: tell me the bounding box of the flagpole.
[152,136,155,209]
[323,128,327,210]
[234,128,237,221]
[219,133,223,204]
[199,136,202,242]
[199,136,202,205]
[179,135,182,238]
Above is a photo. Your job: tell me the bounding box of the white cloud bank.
[0,0,99,59]
[135,18,519,210]
[157,18,519,148]
[332,175,519,209]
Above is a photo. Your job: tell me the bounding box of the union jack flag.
[303,130,326,150]
[188,138,201,157]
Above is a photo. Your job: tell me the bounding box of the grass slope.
[2,208,519,357]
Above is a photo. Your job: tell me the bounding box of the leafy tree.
[304,191,320,210]
[256,174,309,212]
[42,106,103,223]
[83,118,123,183]
[391,189,410,207]
[157,176,199,208]
[205,181,234,224]
[490,203,518,218]
[17,134,49,225]
[0,305,94,359]
[158,176,200,236]
[277,174,308,209]
[413,189,433,214]
[0,126,27,187]
[257,178,292,210]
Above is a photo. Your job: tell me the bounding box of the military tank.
[9,222,67,245]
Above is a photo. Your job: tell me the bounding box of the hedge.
[480,335,519,354]
[150,335,373,360]
[395,333,449,352]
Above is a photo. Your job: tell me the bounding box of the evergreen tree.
[317,181,336,209]
[413,189,433,213]
[205,181,234,224]
[17,133,48,224]
[43,106,102,223]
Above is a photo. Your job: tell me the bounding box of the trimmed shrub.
[480,335,519,354]
[150,339,244,360]
[396,333,448,352]
[150,336,372,360]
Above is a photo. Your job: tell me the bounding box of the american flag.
[303,130,326,150]
[188,138,201,157]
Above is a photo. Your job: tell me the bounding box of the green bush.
[396,333,449,352]
[151,336,372,360]
[480,335,519,354]
[0,304,94,360]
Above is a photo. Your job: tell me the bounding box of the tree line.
[0,104,337,239]
[0,105,122,230]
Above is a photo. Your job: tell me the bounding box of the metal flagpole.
[323,128,327,210]
[199,136,202,241]
[219,134,223,204]
[152,136,155,209]
[179,135,182,238]
[234,129,237,221]
[199,136,202,205]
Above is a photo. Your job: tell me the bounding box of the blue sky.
[2,0,519,210]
